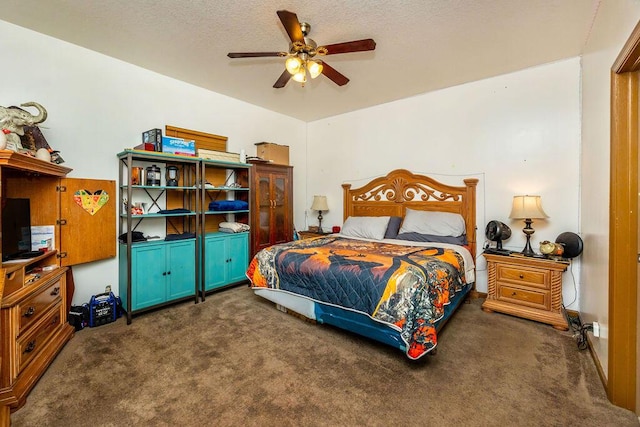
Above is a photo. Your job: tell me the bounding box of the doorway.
[610,21,640,412]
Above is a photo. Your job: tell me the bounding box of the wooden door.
[59,178,116,266]
[610,20,640,411]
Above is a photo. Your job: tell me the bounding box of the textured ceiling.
[2,0,598,122]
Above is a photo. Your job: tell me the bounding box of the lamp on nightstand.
[311,195,329,233]
[509,195,548,256]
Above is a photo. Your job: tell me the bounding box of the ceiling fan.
[227,10,376,88]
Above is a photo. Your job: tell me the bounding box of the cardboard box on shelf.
[162,136,196,156]
[255,142,289,165]
[198,149,241,163]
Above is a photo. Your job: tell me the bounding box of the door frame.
[609,20,640,411]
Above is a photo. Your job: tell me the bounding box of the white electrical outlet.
[592,321,600,338]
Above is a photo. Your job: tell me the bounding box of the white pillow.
[341,216,391,240]
[399,208,466,237]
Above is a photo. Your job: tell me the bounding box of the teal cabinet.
[203,232,249,292]
[119,239,196,312]
[118,149,252,323]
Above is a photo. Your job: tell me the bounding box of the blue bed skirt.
[312,283,472,354]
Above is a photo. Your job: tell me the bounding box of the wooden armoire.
[248,161,293,257]
[0,151,115,420]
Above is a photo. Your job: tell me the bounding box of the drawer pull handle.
[24,340,36,353]
[50,287,60,296]
[23,306,36,317]
[519,274,524,279]
[512,291,517,297]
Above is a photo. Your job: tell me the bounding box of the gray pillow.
[399,208,466,237]
[395,232,468,246]
[341,216,391,240]
[384,216,403,239]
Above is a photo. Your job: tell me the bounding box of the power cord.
[565,310,592,350]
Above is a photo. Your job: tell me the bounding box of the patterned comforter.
[246,236,474,359]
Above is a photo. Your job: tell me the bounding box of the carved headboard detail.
[342,169,478,257]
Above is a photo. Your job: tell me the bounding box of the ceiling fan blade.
[321,62,349,86]
[273,69,292,88]
[227,52,284,58]
[277,10,304,44]
[321,39,376,55]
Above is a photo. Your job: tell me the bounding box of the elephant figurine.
[0,102,48,150]
[0,102,48,135]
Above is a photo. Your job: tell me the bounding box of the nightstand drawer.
[498,284,550,310]
[496,264,549,290]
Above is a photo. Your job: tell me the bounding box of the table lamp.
[311,195,329,233]
[509,195,548,256]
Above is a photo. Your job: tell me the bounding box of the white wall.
[581,0,640,377]
[305,59,582,299]
[1,20,306,305]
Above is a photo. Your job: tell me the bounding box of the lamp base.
[520,219,535,256]
[317,211,324,234]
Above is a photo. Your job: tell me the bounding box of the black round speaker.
[555,232,583,258]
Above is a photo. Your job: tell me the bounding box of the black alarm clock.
[485,220,512,251]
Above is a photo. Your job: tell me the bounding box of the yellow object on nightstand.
[482,252,569,330]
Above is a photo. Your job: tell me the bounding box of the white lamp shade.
[311,195,329,211]
[509,195,549,219]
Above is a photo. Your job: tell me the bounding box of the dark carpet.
[11,286,639,426]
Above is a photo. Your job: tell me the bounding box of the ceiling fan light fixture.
[292,69,307,83]
[227,10,377,88]
[285,56,303,75]
[307,60,323,79]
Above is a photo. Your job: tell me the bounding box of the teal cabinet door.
[203,232,249,291]
[227,233,249,283]
[131,244,166,310]
[204,235,227,291]
[167,240,196,300]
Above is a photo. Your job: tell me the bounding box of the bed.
[246,169,478,359]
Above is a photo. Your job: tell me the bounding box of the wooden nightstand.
[482,252,569,330]
[297,230,332,239]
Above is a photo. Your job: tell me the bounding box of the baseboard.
[586,333,608,393]
[471,290,487,299]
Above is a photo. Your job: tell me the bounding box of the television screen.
[2,198,32,261]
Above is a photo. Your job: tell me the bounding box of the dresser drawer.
[496,264,549,290]
[16,302,64,374]
[17,278,63,335]
[497,284,550,310]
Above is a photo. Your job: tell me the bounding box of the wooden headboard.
[342,169,479,257]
